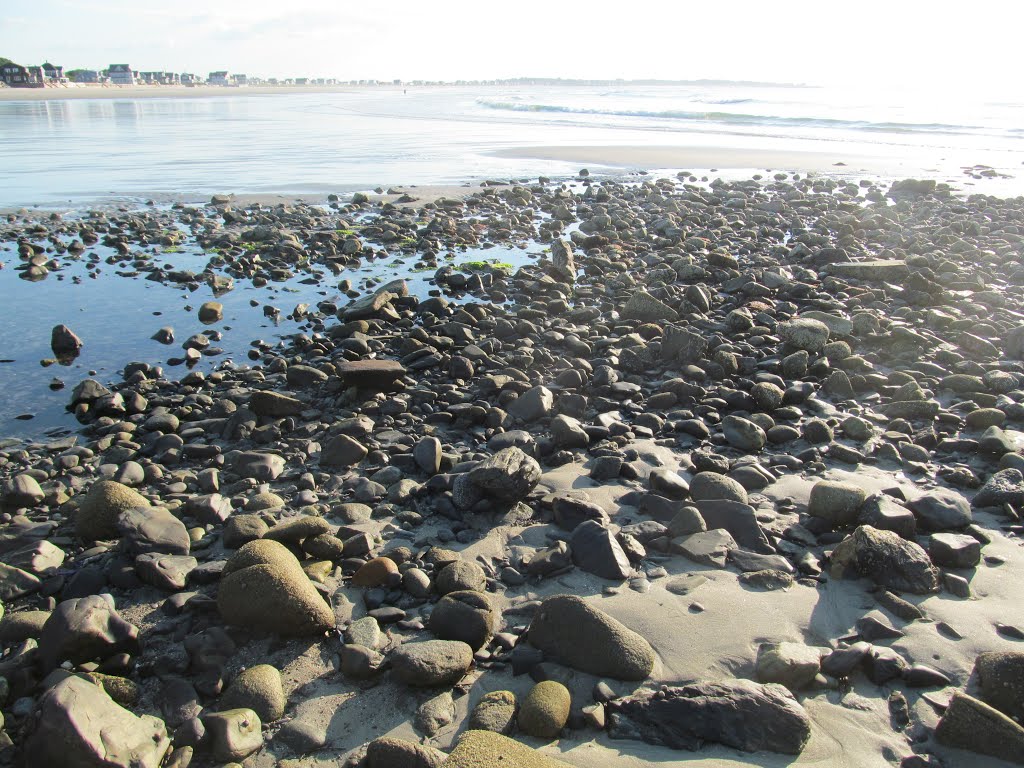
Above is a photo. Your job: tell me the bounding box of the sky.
[0,0,1015,91]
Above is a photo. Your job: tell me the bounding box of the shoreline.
[0,84,368,101]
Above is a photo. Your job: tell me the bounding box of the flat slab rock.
[608,679,812,755]
[335,360,406,389]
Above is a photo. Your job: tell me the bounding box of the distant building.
[295,77,308,85]
[208,71,230,86]
[230,73,247,86]
[72,69,101,83]
[0,62,36,87]
[162,72,180,85]
[41,62,64,81]
[180,73,201,86]
[107,64,135,85]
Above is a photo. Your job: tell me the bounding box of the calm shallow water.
[2,84,1022,208]
[0,220,542,439]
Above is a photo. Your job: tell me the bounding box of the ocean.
[2,82,1022,208]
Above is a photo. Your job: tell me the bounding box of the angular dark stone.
[608,679,811,755]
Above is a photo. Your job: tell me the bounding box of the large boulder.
[830,525,939,594]
[38,595,139,673]
[116,506,190,556]
[391,640,473,687]
[453,447,542,510]
[2,473,45,508]
[528,594,655,680]
[935,692,1024,765]
[76,481,149,541]
[778,318,830,353]
[25,676,170,768]
[608,679,811,755]
[807,480,868,528]
[429,591,497,651]
[217,540,334,635]
[907,491,972,530]
[569,520,631,580]
[975,651,1024,723]
[518,681,571,739]
[621,290,678,323]
[442,730,571,767]
[219,664,286,723]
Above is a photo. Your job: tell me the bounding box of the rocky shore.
[2,171,1024,767]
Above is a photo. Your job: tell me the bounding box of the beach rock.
[661,326,707,363]
[117,506,190,556]
[353,556,400,586]
[455,447,541,509]
[38,594,139,672]
[552,495,609,531]
[909,489,970,532]
[621,290,677,323]
[51,324,83,357]
[25,676,170,768]
[230,451,286,481]
[429,590,497,650]
[807,480,868,528]
[218,540,334,635]
[509,386,554,422]
[608,679,811,754]
[671,529,737,568]
[469,691,517,734]
[391,639,474,687]
[973,468,1024,508]
[76,480,150,541]
[202,708,263,762]
[858,494,917,538]
[649,468,690,499]
[435,560,486,594]
[695,500,772,553]
[414,436,442,474]
[778,318,829,353]
[135,553,197,590]
[219,664,286,723]
[830,525,940,594]
[518,681,571,739]
[528,594,655,680]
[756,642,822,691]
[570,520,631,580]
[198,301,223,323]
[366,736,446,768]
[335,359,406,390]
[320,434,368,467]
[249,391,303,418]
[929,533,981,568]
[442,730,571,767]
[415,691,456,737]
[550,238,576,281]
[975,651,1024,722]
[721,415,766,452]
[2,473,45,508]
[935,692,1024,765]
[828,260,910,281]
[689,472,748,504]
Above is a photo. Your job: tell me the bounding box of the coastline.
[0,83,365,101]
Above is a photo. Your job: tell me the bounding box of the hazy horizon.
[2,0,1016,94]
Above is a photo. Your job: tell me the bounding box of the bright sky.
[1,0,1015,90]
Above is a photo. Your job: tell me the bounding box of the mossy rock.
[517,681,570,739]
[76,480,149,541]
[441,730,570,767]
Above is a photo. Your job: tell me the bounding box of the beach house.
[180,73,201,86]
[208,71,230,86]
[41,63,64,81]
[107,64,135,85]
[71,70,102,83]
[0,62,35,87]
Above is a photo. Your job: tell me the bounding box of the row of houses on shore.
[0,63,352,88]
